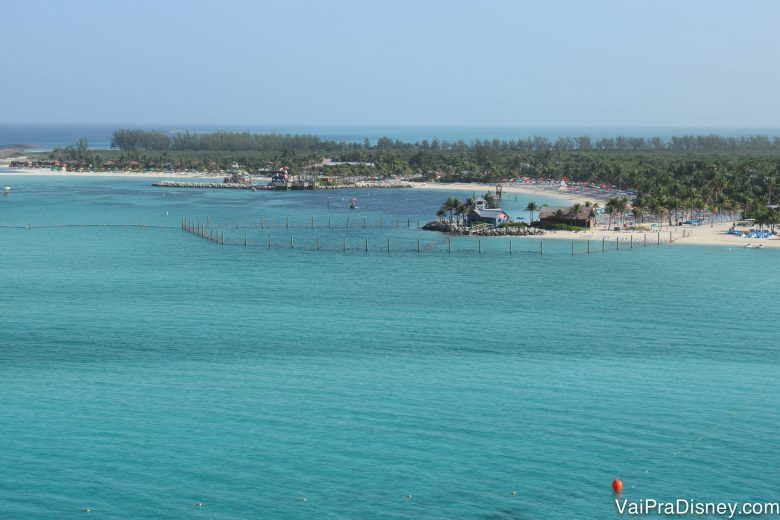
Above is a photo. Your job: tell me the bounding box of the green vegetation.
[497,221,528,229]
[28,129,780,222]
[549,223,588,231]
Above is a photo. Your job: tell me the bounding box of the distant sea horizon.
[3,123,780,152]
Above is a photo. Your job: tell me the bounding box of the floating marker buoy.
[612,479,623,493]
[510,491,517,496]
[405,495,413,499]
[195,502,204,507]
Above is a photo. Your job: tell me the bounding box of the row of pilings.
[181,218,680,255]
[203,215,423,230]
[182,218,224,245]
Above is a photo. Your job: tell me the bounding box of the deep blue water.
[1,175,779,519]
[3,124,780,151]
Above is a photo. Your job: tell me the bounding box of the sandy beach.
[546,221,780,249]
[2,164,777,249]
[409,183,778,249]
[0,165,225,181]
[408,181,610,204]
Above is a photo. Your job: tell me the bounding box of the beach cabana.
[467,208,510,226]
[538,206,596,228]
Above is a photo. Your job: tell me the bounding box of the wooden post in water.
[657,231,660,245]
[328,216,331,229]
[311,217,314,229]
[478,239,482,254]
[221,231,224,245]
[387,237,390,253]
[540,240,544,255]
[407,219,410,228]
[343,237,347,252]
[364,237,368,252]
[616,237,619,251]
[268,234,271,248]
[291,234,294,248]
[630,235,633,249]
[509,240,513,255]
[362,218,366,228]
[379,216,382,228]
[571,241,574,255]
[347,216,350,228]
[448,237,452,254]
[587,240,590,254]
[417,238,421,253]
[286,217,289,229]
[244,233,247,246]
[316,236,320,251]
[602,237,605,252]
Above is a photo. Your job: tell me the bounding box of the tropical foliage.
[33,130,780,223]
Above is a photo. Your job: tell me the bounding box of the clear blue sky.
[2,0,779,127]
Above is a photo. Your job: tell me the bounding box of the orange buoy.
[611,479,623,493]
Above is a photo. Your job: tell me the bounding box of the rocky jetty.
[422,221,545,236]
[153,180,413,190]
[152,181,256,189]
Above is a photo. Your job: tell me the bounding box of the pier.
[153,181,414,190]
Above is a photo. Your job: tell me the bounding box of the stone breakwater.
[153,181,255,189]
[422,220,546,236]
[152,181,413,190]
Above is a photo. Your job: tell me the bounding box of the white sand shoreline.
[408,181,610,204]
[1,167,225,181]
[542,222,780,249]
[2,167,776,248]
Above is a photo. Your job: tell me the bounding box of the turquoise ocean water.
[1,175,779,519]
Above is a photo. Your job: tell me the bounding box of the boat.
[3,186,11,191]
[745,243,764,249]
[350,197,358,209]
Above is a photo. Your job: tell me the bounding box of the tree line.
[39,130,780,224]
[110,129,780,153]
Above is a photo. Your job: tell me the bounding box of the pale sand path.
[0,166,223,181]
[2,170,776,248]
[408,181,610,204]
[545,222,780,249]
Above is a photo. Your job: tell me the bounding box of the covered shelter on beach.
[538,206,596,228]
[466,208,510,226]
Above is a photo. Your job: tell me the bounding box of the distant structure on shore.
[269,166,315,190]
[319,158,375,167]
[466,198,510,226]
[223,163,252,185]
[538,206,596,228]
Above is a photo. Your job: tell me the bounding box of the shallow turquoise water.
[1,176,779,519]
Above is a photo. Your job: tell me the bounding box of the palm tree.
[525,201,539,225]
[458,198,476,225]
[438,196,461,223]
[604,197,622,229]
[482,192,498,209]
